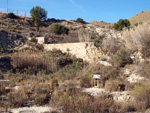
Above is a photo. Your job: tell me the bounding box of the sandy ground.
[10,106,60,113]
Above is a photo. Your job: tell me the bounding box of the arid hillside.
[128,10,150,25]
[89,20,114,28]
[90,10,150,28]
[1,11,150,113]
[0,12,82,51]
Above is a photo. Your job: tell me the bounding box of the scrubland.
[1,12,150,113]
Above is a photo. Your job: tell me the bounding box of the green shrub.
[93,35,105,47]
[49,23,69,35]
[7,13,17,19]
[135,23,138,27]
[30,37,37,43]
[113,19,131,30]
[76,18,86,23]
[112,48,132,67]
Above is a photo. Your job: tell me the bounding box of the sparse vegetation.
[78,28,100,42]
[1,10,150,113]
[78,28,92,42]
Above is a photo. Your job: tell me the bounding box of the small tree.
[76,18,86,23]
[113,19,131,30]
[49,23,69,35]
[30,6,47,26]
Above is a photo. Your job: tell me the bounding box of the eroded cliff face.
[44,42,101,63]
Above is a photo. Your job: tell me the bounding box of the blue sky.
[0,0,150,22]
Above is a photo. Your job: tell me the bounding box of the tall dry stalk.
[11,49,58,73]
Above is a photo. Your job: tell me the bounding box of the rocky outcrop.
[123,68,145,83]
[96,28,123,39]
[86,24,124,39]
[126,72,145,83]
[10,106,60,113]
[110,91,133,102]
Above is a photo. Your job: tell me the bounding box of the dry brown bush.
[7,89,28,107]
[105,79,125,91]
[123,23,150,57]
[11,50,58,74]
[80,76,91,88]
[102,37,122,54]
[0,83,7,95]
[78,28,95,42]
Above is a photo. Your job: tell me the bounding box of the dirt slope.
[128,10,150,25]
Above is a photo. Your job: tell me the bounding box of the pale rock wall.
[96,28,123,39]
[36,37,45,44]
[44,42,101,63]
